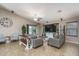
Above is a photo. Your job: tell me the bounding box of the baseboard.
[65,40,79,45]
[0,41,5,44]
[33,44,43,49]
[11,40,19,42]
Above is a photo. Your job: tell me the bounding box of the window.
[27,25,36,35]
[66,21,78,37]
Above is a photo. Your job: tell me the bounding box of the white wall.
[0,8,36,36]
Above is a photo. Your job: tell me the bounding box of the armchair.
[48,33,65,48]
[10,33,19,41]
[0,33,6,43]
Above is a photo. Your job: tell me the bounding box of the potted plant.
[22,25,26,36]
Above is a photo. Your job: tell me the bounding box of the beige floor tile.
[0,41,79,56]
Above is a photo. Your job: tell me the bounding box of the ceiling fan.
[33,15,42,21]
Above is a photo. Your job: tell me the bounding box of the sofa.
[48,33,65,48]
[28,35,43,48]
[30,37,43,48]
[10,33,19,41]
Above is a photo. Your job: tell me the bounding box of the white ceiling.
[1,3,79,23]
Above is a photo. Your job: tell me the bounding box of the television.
[45,24,56,32]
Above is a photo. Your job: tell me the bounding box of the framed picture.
[0,17,13,27]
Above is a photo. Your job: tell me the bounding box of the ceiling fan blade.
[37,17,42,21]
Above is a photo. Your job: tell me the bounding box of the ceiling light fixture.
[33,14,42,21]
[58,10,63,21]
[33,14,38,21]
[60,18,63,21]
[34,18,37,21]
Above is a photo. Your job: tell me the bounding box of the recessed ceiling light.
[46,21,48,23]
[58,10,62,13]
[11,10,14,13]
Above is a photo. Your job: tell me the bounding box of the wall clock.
[0,17,13,27]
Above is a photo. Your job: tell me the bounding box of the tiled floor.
[0,41,79,56]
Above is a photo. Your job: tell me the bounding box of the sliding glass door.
[27,25,36,35]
